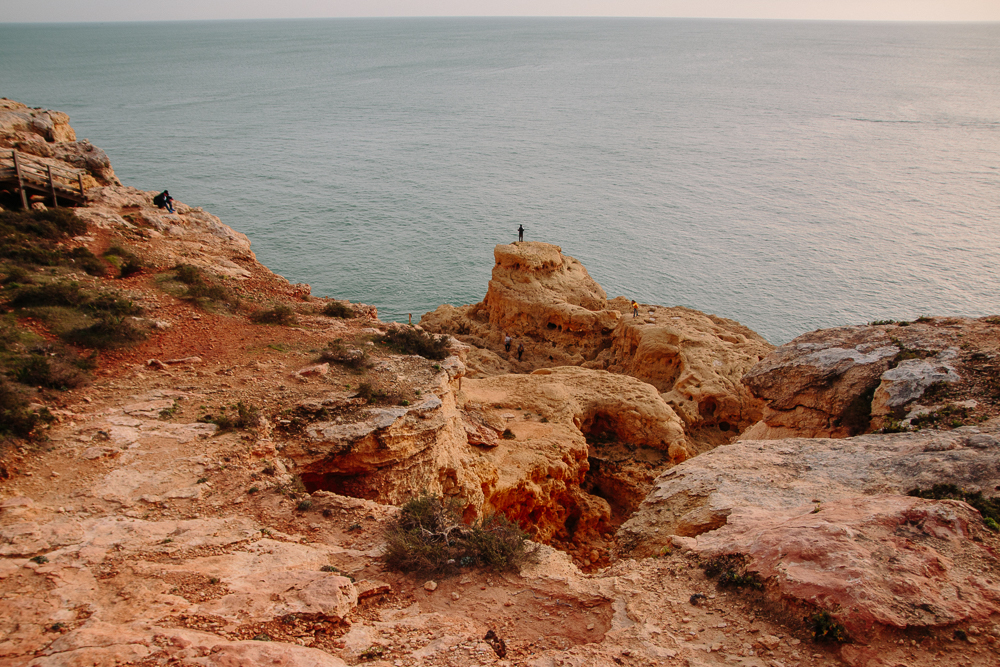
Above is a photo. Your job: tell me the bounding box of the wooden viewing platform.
[0,149,87,209]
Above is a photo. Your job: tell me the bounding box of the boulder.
[741,318,996,440]
[618,426,1000,556]
[695,495,1000,639]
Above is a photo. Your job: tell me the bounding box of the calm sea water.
[2,18,998,343]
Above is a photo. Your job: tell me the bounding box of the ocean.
[1,18,998,343]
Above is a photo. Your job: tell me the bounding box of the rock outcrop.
[742,318,1000,440]
[0,98,119,186]
[288,360,689,544]
[421,242,774,450]
[620,426,1000,552]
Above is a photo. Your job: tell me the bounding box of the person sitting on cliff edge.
[153,189,174,213]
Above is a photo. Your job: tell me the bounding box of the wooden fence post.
[12,151,29,209]
[47,165,59,207]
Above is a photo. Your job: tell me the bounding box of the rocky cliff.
[1,101,998,667]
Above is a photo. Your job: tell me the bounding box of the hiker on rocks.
[517,224,524,242]
[153,190,174,213]
[517,342,524,361]
[504,334,512,353]
[631,300,639,318]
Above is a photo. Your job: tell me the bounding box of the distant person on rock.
[154,190,174,213]
[517,224,524,242]
[517,342,524,361]
[631,300,639,318]
[504,334,512,353]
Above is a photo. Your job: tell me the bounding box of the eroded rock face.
[741,318,998,440]
[0,99,120,186]
[421,243,774,451]
[618,427,1000,555]
[695,495,1000,639]
[598,302,772,451]
[422,242,622,368]
[288,362,688,543]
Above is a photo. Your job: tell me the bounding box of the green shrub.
[62,316,147,349]
[908,484,1000,530]
[169,264,239,309]
[810,611,848,643]
[9,282,89,309]
[251,304,298,326]
[68,247,106,276]
[701,553,764,590]
[0,377,49,438]
[501,429,515,440]
[322,301,355,318]
[11,351,88,389]
[383,493,534,576]
[203,401,260,431]
[376,327,449,360]
[103,245,144,278]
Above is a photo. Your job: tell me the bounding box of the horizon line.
[3,15,1000,26]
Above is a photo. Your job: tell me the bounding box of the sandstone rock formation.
[1,98,119,186]
[421,242,774,450]
[289,361,689,545]
[4,100,998,667]
[620,426,1000,553]
[694,494,1000,640]
[742,318,1000,440]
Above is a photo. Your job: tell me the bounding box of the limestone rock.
[741,318,995,439]
[422,243,773,451]
[695,495,1000,638]
[421,242,621,368]
[618,426,1000,556]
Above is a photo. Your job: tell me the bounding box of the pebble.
[424,580,438,592]
[451,591,460,601]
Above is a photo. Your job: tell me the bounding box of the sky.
[2,0,999,23]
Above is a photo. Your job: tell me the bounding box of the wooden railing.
[0,150,87,209]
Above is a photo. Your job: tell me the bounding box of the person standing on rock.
[517,342,524,361]
[631,300,639,318]
[504,334,512,353]
[517,224,524,242]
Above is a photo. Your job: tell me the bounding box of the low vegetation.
[168,263,240,311]
[103,245,144,278]
[383,493,535,576]
[251,304,298,326]
[375,326,449,360]
[200,401,260,431]
[810,611,849,643]
[908,483,1000,532]
[701,553,764,590]
[322,301,355,318]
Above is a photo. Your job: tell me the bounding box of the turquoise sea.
[1,18,998,343]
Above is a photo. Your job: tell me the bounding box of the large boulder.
[741,317,998,440]
[618,426,1000,554]
[695,495,1000,640]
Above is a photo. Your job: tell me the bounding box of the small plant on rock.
[810,611,848,643]
[376,326,449,360]
[322,301,355,318]
[701,553,763,590]
[251,304,297,326]
[383,493,535,576]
